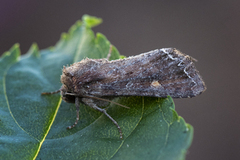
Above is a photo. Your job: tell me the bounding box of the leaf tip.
[0,43,20,64]
[9,43,21,58]
[61,32,68,40]
[13,43,20,48]
[27,43,40,57]
[82,14,102,28]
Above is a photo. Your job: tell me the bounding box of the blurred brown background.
[1,1,239,159]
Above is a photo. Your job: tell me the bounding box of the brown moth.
[42,46,206,139]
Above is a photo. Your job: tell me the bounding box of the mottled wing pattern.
[73,48,206,98]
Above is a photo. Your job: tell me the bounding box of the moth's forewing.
[73,48,206,98]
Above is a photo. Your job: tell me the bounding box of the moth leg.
[106,45,113,61]
[41,89,60,95]
[82,98,123,139]
[67,97,80,129]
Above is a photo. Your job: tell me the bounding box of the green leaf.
[0,15,193,160]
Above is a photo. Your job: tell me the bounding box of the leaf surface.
[0,15,193,160]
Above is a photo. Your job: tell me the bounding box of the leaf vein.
[3,67,40,142]
[159,106,170,147]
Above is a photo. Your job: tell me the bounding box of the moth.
[42,46,206,139]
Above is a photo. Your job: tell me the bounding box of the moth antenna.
[65,93,130,109]
[84,95,130,109]
[41,89,60,95]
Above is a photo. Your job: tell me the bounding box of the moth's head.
[60,66,76,103]
[60,85,75,103]
[60,66,75,89]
